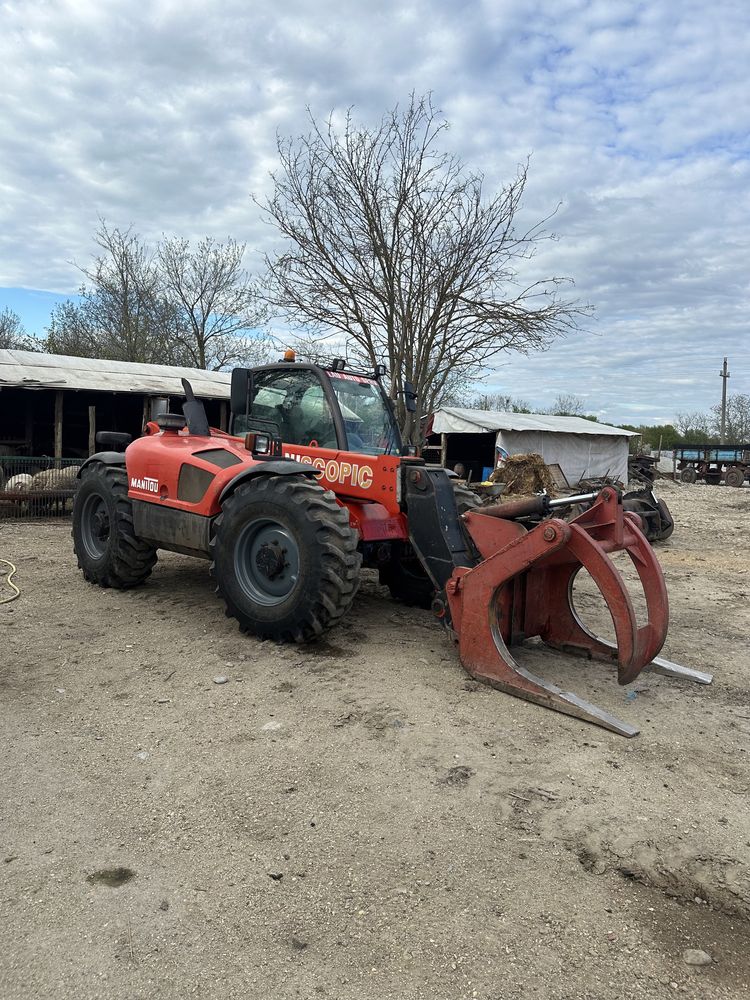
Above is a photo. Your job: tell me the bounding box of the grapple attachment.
[442,488,710,736]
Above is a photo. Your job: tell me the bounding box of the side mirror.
[404,380,418,414]
[230,368,251,415]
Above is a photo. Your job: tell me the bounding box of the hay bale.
[490,453,557,498]
[29,466,81,493]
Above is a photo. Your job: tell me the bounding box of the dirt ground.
[1,479,749,1000]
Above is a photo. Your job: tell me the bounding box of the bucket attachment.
[444,488,710,737]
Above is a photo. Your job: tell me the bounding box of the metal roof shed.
[0,349,232,460]
[428,406,637,485]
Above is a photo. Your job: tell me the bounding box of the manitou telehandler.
[72,353,711,736]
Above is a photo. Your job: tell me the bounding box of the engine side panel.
[131,500,212,559]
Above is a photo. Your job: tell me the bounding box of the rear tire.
[210,476,361,642]
[725,467,744,488]
[72,463,157,588]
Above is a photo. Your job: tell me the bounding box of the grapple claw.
[445,488,673,736]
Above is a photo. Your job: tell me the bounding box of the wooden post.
[88,405,96,456]
[440,433,448,468]
[24,395,34,454]
[54,391,64,468]
[220,401,228,432]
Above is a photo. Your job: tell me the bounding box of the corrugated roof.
[0,349,231,398]
[431,406,636,437]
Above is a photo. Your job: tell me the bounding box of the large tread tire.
[379,541,434,608]
[452,484,482,517]
[381,481,481,608]
[654,498,675,541]
[210,476,361,643]
[725,467,745,489]
[72,462,157,588]
[680,466,697,484]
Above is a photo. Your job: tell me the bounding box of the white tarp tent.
[430,407,637,485]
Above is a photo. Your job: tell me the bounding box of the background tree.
[620,423,682,452]
[711,393,750,443]
[674,410,714,442]
[546,393,586,417]
[46,223,180,364]
[157,236,269,370]
[259,95,585,442]
[443,390,531,412]
[0,306,42,351]
[46,223,269,369]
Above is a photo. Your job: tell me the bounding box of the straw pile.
[490,453,556,498]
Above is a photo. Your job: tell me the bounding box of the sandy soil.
[1,479,749,1000]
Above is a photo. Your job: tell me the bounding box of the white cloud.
[0,0,748,423]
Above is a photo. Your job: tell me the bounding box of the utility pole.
[719,357,730,443]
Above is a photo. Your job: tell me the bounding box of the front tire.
[210,476,361,642]
[680,466,697,484]
[72,463,157,588]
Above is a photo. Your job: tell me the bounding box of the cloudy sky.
[1,0,748,425]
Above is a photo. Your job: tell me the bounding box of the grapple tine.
[460,624,640,738]
[645,656,713,685]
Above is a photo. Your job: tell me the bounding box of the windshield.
[327,374,401,456]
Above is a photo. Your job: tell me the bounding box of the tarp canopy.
[431,407,636,438]
[430,407,636,485]
[494,429,629,484]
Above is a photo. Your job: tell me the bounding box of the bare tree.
[711,393,750,443]
[158,236,269,370]
[0,307,41,351]
[259,94,585,441]
[674,410,713,439]
[547,393,585,416]
[46,223,180,364]
[471,392,531,412]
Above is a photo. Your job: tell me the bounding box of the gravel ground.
[1,479,749,1000]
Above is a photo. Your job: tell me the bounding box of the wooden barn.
[0,349,233,461]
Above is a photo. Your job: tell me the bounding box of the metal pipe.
[548,491,599,508]
[479,490,602,522]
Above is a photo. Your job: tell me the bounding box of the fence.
[0,456,82,519]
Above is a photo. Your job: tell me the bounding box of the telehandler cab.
[72,354,711,736]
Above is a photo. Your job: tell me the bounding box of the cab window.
[235,369,339,449]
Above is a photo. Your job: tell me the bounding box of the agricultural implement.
[676,444,749,487]
[72,356,711,737]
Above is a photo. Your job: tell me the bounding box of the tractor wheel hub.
[255,542,287,580]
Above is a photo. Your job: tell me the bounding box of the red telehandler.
[72,354,711,736]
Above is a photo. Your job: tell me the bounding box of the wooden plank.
[88,405,96,456]
[54,390,63,468]
[24,395,34,453]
